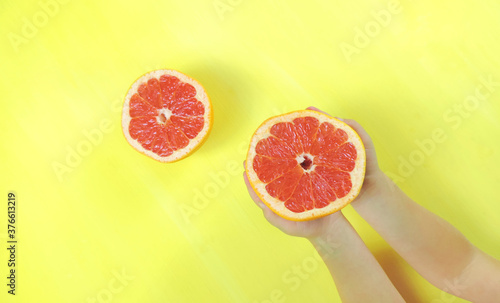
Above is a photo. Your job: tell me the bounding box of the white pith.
[157,108,172,124]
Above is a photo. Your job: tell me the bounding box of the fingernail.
[258,202,265,209]
[335,117,344,121]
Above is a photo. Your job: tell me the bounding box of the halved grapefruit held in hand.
[245,110,366,221]
[122,70,213,162]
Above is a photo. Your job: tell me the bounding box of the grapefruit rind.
[245,110,366,221]
[121,69,213,163]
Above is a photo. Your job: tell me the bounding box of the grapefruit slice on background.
[245,110,366,221]
[122,70,213,163]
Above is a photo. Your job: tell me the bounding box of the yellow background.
[1,0,500,302]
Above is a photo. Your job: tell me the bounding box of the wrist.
[307,212,349,256]
[352,170,393,209]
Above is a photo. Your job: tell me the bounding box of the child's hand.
[243,107,407,302]
[242,106,380,239]
[243,170,343,238]
[243,106,500,302]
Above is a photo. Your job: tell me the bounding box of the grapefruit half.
[245,110,366,221]
[122,70,213,162]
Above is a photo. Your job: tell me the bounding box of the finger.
[306,107,374,150]
[306,107,344,123]
[243,171,288,225]
[260,204,296,229]
[306,106,331,116]
[244,162,302,231]
[341,119,376,152]
[262,206,287,224]
[243,172,266,209]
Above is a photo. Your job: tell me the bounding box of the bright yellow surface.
[1,0,500,302]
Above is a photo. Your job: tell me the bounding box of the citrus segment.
[253,155,297,183]
[138,79,161,108]
[246,110,366,221]
[292,116,320,153]
[315,166,352,198]
[159,75,180,107]
[122,70,213,162]
[129,94,157,117]
[310,172,337,207]
[310,124,348,155]
[265,166,303,202]
[270,122,304,154]
[171,99,205,117]
[316,142,357,171]
[255,136,296,159]
[151,126,172,157]
[170,116,204,139]
[285,173,314,212]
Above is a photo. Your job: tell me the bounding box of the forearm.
[352,171,476,293]
[309,212,404,303]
